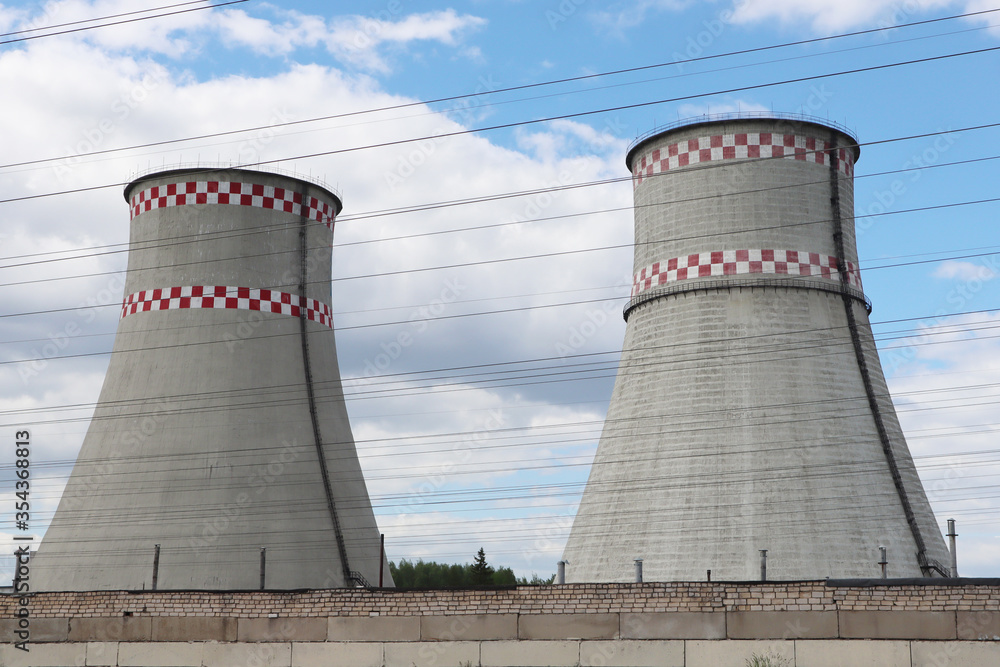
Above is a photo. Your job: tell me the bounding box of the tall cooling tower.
[33,167,391,590]
[562,116,950,581]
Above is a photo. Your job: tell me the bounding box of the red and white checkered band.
[129,181,336,230]
[631,249,863,297]
[631,134,854,186]
[120,286,333,328]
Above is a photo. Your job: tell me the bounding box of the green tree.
[469,548,495,586]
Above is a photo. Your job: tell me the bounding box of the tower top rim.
[625,112,860,172]
[124,164,343,214]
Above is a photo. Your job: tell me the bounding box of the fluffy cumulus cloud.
[324,9,487,72]
[593,0,999,36]
[2,2,487,70]
[727,0,992,33]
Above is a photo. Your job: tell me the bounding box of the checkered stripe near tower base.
[631,249,863,297]
[632,133,854,186]
[129,181,336,229]
[120,286,333,328]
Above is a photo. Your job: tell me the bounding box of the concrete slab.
[794,639,910,666]
[481,640,580,667]
[0,617,69,641]
[239,617,327,642]
[0,642,88,667]
[519,613,619,639]
[911,641,1000,667]
[70,616,152,642]
[385,641,479,667]
[727,611,838,639]
[203,641,292,667]
[328,616,419,641]
[580,639,684,667]
[118,642,205,666]
[839,611,956,639]
[421,613,517,640]
[86,641,120,667]
[685,639,794,667]
[957,610,1000,640]
[292,641,383,667]
[621,612,726,639]
[151,616,238,642]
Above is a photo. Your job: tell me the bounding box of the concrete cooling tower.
[33,168,391,590]
[562,115,951,581]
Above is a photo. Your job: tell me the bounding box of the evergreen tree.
[469,548,495,586]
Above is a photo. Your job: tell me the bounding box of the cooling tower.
[562,115,950,581]
[33,167,391,590]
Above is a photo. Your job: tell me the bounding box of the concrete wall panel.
[581,639,684,666]
[839,611,956,640]
[239,617,327,642]
[328,616,420,641]
[384,641,480,667]
[621,612,725,639]
[421,613,517,640]
[118,641,204,666]
[291,641,383,667]
[481,640,580,667]
[727,611,837,639]
[794,639,910,667]
[685,639,794,667]
[519,613,619,639]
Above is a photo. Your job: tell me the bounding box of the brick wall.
[4,581,999,618]
[1,582,998,666]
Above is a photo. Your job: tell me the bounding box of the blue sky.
[0,0,998,581]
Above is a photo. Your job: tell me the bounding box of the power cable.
[0,0,250,46]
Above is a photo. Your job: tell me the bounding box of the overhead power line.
[3,47,1000,208]
[0,0,250,46]
[2,6,997,173]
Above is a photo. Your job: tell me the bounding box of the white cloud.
[932,259,998,281]
[590,0,693,38]
[325,10,487,73]
[727,0,979,33]
[5,3,488,69]
[676,99,771,118]
[214,8,328,56]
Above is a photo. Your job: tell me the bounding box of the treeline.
[389,548,554,588]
